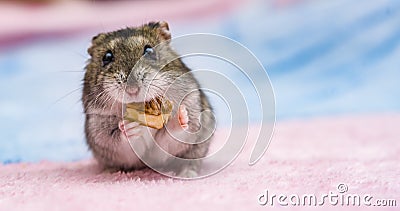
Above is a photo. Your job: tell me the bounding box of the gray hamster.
[82,21,215,177]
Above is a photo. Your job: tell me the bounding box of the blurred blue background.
[0,0,399,164]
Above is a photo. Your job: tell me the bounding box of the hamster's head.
[84,21,182,107]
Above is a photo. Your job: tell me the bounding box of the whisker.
[91,89,109,109]
[48,86,83,109]
[100,86,120,114]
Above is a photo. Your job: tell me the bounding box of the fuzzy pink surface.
[1,114,399,210]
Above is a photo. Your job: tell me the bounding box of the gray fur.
[82,22,214,176]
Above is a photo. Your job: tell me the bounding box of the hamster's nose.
[125,85,139,95]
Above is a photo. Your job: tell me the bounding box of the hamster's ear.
[91,33,105,42]
[148,21,171,40]
[157,21,171,40]
[88,33,106,56]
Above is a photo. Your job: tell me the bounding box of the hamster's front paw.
[119,120,142,139]
[165,105,189,133]
[178,105,189,130]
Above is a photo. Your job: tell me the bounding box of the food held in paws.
[124,97,173,129]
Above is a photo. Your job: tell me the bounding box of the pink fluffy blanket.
[1,114,399,210]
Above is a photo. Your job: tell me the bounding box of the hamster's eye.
[143,45,156,60]
[143,45,154,55]
[143,45,157,60]
[102,50,114,67]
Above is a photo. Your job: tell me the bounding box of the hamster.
[82,21,215,177]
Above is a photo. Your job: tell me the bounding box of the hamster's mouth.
[106,83,162,105]
[125,85,139,96]
[120,88,159,104]
[122,91,141,104]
